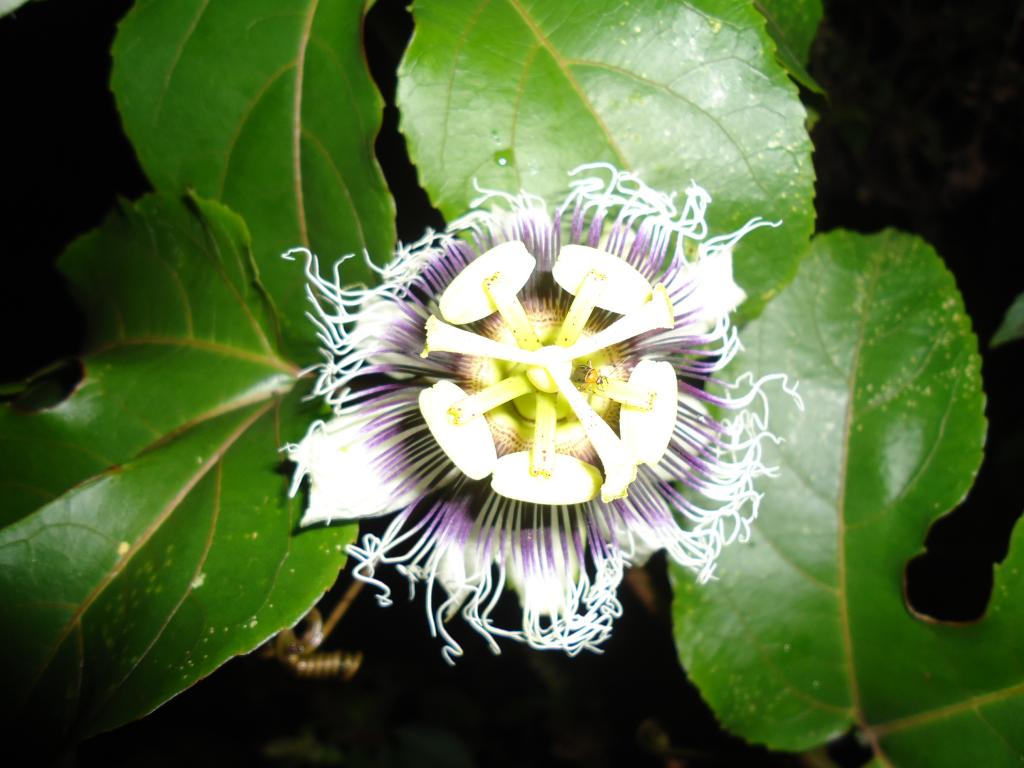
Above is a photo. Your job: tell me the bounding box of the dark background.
[2,0,1022,765]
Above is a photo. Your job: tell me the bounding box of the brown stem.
[317,578,365,647]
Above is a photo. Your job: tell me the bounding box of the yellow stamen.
[438,240,536,324]
[447,375,532,425]
[552,244,653,314]
[556,284,674,363]
[530,393,558,477]
[422,316,542,367]
[619,360,679,465]
[484,273,542,350]
[546,363,638,503]
[592,378,657,410]
[556,270,606,346]
[419,381,498,480]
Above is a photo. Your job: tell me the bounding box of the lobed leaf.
[670,231,1021,767]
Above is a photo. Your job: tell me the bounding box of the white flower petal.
[552,244,652,314]
[619,360,678,465]
[490,452,602,505]
[289,415,429,527]
[677,247,746,330]
[438,240,535,324]
[507,560,572,620]
[419,380,498,480]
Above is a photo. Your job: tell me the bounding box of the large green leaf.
[111,0,395,358]
[754,0,823,92]
[0,194,294,527]
[670,231,1016,766]
[397,0,815,318]
[0,194,353,745]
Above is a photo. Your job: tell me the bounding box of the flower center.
[419,241,678,505]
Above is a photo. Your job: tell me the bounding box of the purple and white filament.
[284,163,801,662]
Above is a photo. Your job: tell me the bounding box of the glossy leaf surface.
[671,230,1018,767]
[398,0,815,318]
[112,0,395,357]
[0,195,352,744]
[0,194,294,527]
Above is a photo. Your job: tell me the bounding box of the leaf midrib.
[503,0,629,168]
[87,461,224,730]
[20,399,277,708]
[291,0,321,246]
[90,335,297,374]
[833,251,893,765]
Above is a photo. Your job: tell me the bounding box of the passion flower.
[285,164,799,661]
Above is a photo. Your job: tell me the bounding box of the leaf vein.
[292,0,322,246]
[92,460,224,720]
[562,59,769,196]
[19,401,274,708]
[153,0,210,125]
[217,63,296,199]
[301,128,368,252]
[90,336,296,374]
[503,0,629,168]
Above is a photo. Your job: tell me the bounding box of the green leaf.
[671,231,1009,766]
[111,0,395,358]
[754,0,824,93]
[991,292,1024,347]
[0,194,353,744]
[0,194,295,527]
[397,0,815,318]
[0,390,352,743]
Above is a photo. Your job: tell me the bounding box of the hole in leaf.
[826,727,876,768]
[904,551,993,624]
[8,358,84,411]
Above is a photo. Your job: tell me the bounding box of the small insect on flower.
[284,163,801,662]
[571,361,609,393]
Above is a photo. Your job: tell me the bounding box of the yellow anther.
[619,360,678,465]
[552,245,653,315]
[438,241,536,324]
[419,381,498,480]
